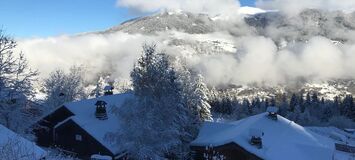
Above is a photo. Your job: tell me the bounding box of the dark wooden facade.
[335,143,355,153]
[54,119,115,159]
[32,106,125,159]
[33,106,74,147]
[191,142,262,160]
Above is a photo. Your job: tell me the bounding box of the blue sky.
[0,0,256,38]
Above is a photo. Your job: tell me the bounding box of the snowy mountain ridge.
[90,7,355,100]
[29,7,355,101]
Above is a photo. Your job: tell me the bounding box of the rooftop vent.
[104,86,114,96]
[267,106,279,120]
[249,129,264,149]
[95,100,108,120]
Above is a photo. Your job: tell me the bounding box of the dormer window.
[95,100,108,120]
[249,129,264,149]
[103,86,114,96]
[267,106,279,120]
[75,134,82,141]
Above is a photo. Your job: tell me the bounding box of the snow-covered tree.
[43,66,86,111]
[0,31,38,132]
[342,95,355,120]
[0,136,74,160]
[289,93,298,112]
[320,102,333,122]
[328,115,355,129]
[0,137,43,160]
[305,92,311,106]
[117,44,197,159]
[185,73,212,121]
[299,94,305,113]
[251,97,263,114]
[311,92,319,104]
[279,93,288,116]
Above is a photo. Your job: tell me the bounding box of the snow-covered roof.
[0,124,46,159]
[91,154,113,160]
[104,86,114,91]
[249,128,264,138]
[238,7,267,15]
[266,106,279,113]
[191,113,334,160]
[59,93,133,155]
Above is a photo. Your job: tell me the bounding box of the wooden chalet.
[190,111,333,160]
[33,93,132,159]
[191,142,262,160]
[333,143,355,159]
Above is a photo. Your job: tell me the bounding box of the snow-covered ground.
[308,127,355,160]
[0,124,46,159]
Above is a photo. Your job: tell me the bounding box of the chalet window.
[75,134,82,141]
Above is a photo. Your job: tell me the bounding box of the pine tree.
[118,44,197,159]
[190,74,212,121]
[279,93,288,116]
[299,93,305,113]
[289,93,298,112]
[333,96,341,115]
[264,98,270,108]
[321,97,325,104]
[94,82,102,98]
[311,92,319,104]
[321,103,332,122]
[252,97,262,114]
[270,97,276,106]
[343,95,355,120]
[242,99,251,115]
[306,92,311,106]
[177,65,212,122]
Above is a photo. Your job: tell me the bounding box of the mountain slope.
[98,8,355,99]
[104,11,216,34]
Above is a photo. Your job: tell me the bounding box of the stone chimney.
[266,106,279,120]
[249,129,263,149]
[95,100,108,120]
[103,86,114,96]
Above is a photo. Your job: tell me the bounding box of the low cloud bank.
[17,0,355,86]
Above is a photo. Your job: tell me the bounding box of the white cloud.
[256,0,355,15]
[190,35,355,85]
[117,0,241,16]
[18,31,355,86]
[17,32,158,81]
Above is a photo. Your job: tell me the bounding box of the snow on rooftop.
[238,7,267,15]
[61,93,133,154]
[308,127,355,145]
[266,106,279,113]
[249,128,264,137]
[104,86,114,91]
[0,124,46,159]
[191,113,334,160]
[91,154,113,160]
